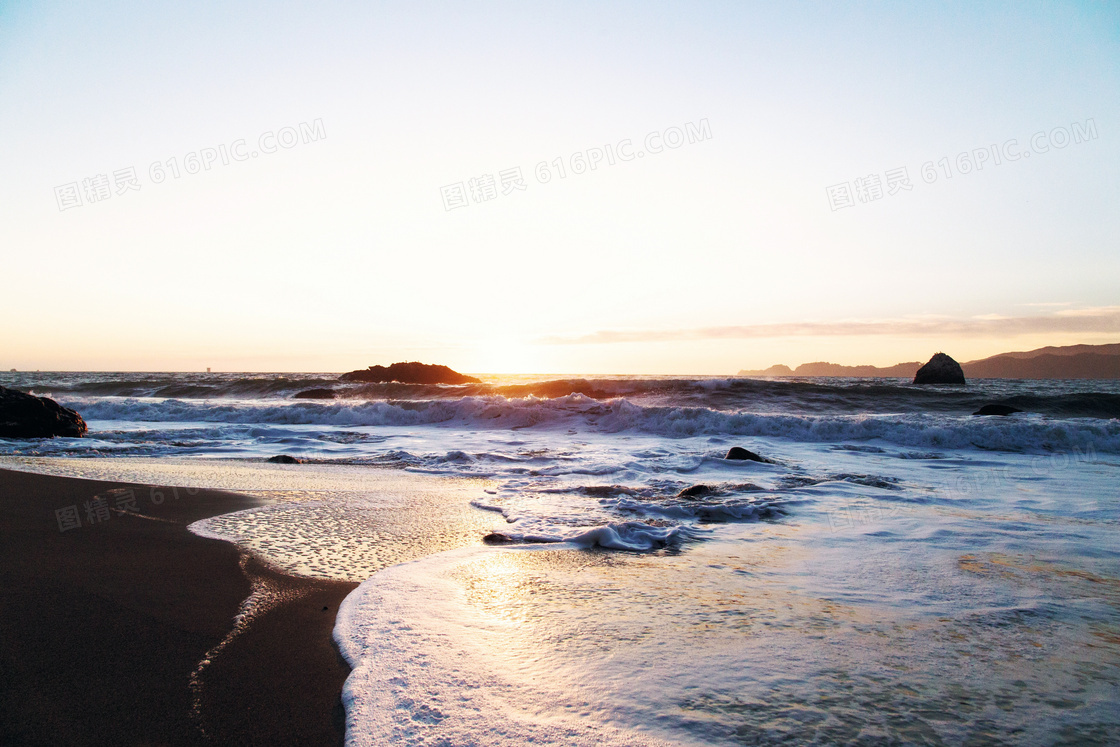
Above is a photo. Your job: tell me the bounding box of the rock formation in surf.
[678,484,715,499]
[973,404,1022,416]
[0,386,87,438]
[293,388,337,399]
[339,362,481,385]
[913,353,966,385]
[724,446,772,463]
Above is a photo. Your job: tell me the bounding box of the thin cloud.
[539,307,1120,345]
[1055,305,1120,317]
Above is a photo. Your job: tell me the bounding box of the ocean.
[2,371,1119,745]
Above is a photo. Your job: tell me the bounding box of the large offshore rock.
[0,386,87,438]
[339,362,481,385]
[913,353,966,385]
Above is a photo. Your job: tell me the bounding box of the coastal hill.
[964,347,1120,379]
[739,343,1120,379]
[745,361,923,378]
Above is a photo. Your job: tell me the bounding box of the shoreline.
[0,467,355,746]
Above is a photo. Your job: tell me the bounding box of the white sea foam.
[44,393,1120,455]
[334,545,680,747]
[336,505,1120,746]
[484,520,708,551]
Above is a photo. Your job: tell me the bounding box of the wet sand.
[0,467,356,746]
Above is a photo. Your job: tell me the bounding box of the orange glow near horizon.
[3,326,1118,375]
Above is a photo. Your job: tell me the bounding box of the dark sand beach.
[0,468,356,746]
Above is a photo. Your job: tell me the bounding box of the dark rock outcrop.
[483,532,516,544]
[724,446,772,463]
[973,404,1022,416]
[267,455,301,464]
[913,353,966,385]
[678,484,715,499]
[340,362,481,385]
[0,386,87,438]
[293,388,337,400]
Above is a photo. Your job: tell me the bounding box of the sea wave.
[59,393,1120,453]
[482,521,709,551]
[8,371,1119,417]
[21,375,341,400]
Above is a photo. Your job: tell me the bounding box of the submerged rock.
[914,353,966,385]
[482,532,516,545]
[678,484,715,499]
[725,446,771,463]
[973,404,1022,416]
[293,388,336,399]
[0,386,87,438]
[340,362,481,385]
[267,455,301,464]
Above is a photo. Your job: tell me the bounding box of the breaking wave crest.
[62,393,1120,454]
[9,371,1120,418]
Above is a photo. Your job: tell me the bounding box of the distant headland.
[738,343,1120,380]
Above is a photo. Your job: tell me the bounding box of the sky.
[0,0,1117,373]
